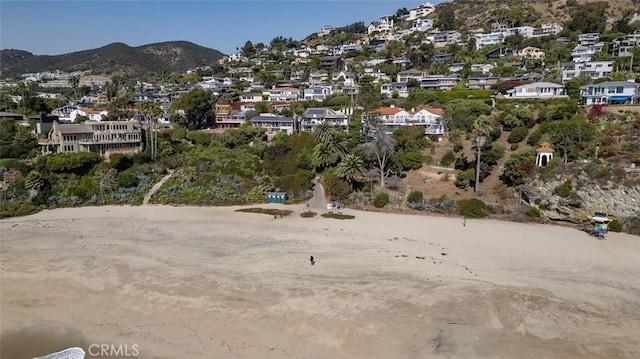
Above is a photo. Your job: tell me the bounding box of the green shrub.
[511,143,519,151]
[300,211,317,218]
[45,152,101,173]
[458,198,488,218]
[440,150,456,167]
[321,213,355,220]
[526,206,541,218]
[397,150,426,170]
[373,192,390,208]
[322,172,351,201]
[554,181,573,198]
[455,168,475,189]
[407,190,424,203]
[117,171,139,188]
[507,127,529,144]
[608,220,623,233]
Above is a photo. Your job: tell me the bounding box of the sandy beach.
[1,204,639,358]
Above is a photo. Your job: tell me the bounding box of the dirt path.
[308,177,327,210]
[143,169,173,205]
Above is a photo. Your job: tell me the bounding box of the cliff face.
[522,176,640,222]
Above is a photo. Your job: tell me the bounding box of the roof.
[250,116,295,123]
[375,107,403,115]
[423,107,444,116]
[79,107,106,115]
[0,111,24,118]
[57,124,94,134]
[536,141,554,153]
[516,81,564,89]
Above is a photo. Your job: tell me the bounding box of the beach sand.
[1,204,639,358]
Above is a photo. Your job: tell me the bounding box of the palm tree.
[312,136,347,170]
[360,129,397,188]
[335,154,365,190]
[313,121,336,143]
[68,75,80,102]
[472,115,495,195]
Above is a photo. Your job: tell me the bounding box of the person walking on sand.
[310,255,315,265]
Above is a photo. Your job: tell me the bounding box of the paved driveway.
[308,178,327,210]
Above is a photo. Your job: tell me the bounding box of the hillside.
[432,0,639,31]
[0,41,226,78]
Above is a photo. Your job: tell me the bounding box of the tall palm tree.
[360,129,397,188]
[335,154,365,190]
[68,75,80,102]
[313,121,336,143]
[472,115,495,195]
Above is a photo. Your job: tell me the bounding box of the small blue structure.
[266,191,287,204]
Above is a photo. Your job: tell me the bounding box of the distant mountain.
[0,41,226,78]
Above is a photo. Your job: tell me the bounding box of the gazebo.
[535,141,554,167]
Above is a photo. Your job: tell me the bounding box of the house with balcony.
[318,25,335,37]
[611,33,640,57]
[562,61,614,81]
[250,114,296,137]
[504,82,568,99]
[470,63,495,75]
[319,56,344,71]
[369,105,445,138]
[504,26,535,39]
[214,103,246,128]
[420,75,460,91]
[434,31,462,47]
[571,43,604,63]
[396,69,424,83]
[304,85,336,101]
[475,32,504,49]
[467,75,500,90]
[240,93,264,103]
[39,121,142,156]
[264,87,301,102]
[578,33,600,46]
[411,18,433,32]
[301,108,348,133]
[407,1,436,20]
[368,16,394,34]
[309,70,329,82]
[532,23,563,37]
[331,71,356,86]
[518,46,545,59]
[580,81,640,105]
[380,83,409,98]
[363,68,391,83]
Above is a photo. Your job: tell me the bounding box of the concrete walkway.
[308,178,327,210]
[143,169,173,205]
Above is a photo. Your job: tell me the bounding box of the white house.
[318,25,335,37]
[580,81,640,105]
[368,16,394,34]
[240,93,264,103]
[470,63,495,75]
[264,87,301,102]
[301,108,348,132]
[408,1,436,20]
[475,32,504,49]
[371,105,445,137]
[397,69,424,83]
[410,18,433,33]
[562,61,614,81]
[532,23,563,37]
[505,82,568,99]
[571,43,604,63]
[250,114,296,136]
[304,85,336,101]
[578,33,600,46]
[380,83,409,98]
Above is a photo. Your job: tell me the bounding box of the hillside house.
[368,16,394,34]
[370,105,445,138]
[420,75,460,91]
[39,121,142,156]
[580,81,640,105]
[380,83,409,98]
[562,61,614,81]
[301,108,348,132]
[518,47,545,59]
[467,75,500,90]
[250,114,296,136]
[611,34,640,57]
[571,43,604,63]
[505,82,568,99]
[397,69,424,83]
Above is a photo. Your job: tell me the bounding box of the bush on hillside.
[440,150,456,167]
[407,190,424,204]
[554,181,573,198]
[373,192,390,208]
[608,219,623,233]
[458,198,488,218]
[507,127,529,144]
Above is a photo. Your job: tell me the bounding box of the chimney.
[390,104,395,108]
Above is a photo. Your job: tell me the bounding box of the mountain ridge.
[0,41,226,78]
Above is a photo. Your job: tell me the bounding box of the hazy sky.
[0,0,447,56]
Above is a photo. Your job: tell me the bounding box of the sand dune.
[1,204,639,358]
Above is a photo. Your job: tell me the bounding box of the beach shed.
[266,191,287,204]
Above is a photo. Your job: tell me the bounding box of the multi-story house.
[420,75,460,91]
[504,82,568,99]
[396,69,424,83]
[309,71,329,83]
[410,19,433,33]
[467,75,500,90]
[331,71,356,86]
[532,23,563,37]
[475,32,504,49]
[380,82,409,98]
[611,33,640,57]
[318,25,335,37]
[470,64,495,75]
[369,105,445,138]
[39,121,143,156]
[571,43,604,63]
[491,21,510,33]
[300,108,348,132]
[264,87,301,102]
[250,113,296,136]
[434,31,462,47]
[214,103,245,128]
[304,85,336,101]
[504,26,535,38]
[580,81,640,105]
[363,68,391,83]
[319,56,344,71]
[368,16,394,34]
[407,1,436,20]
[518,46,545,59]
[578,33,600,46]
[562,61,614,81]
[240,93,264,103]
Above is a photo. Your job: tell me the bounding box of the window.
[616,87,623,93]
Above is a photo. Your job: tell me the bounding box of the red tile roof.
[536,141,554,152]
